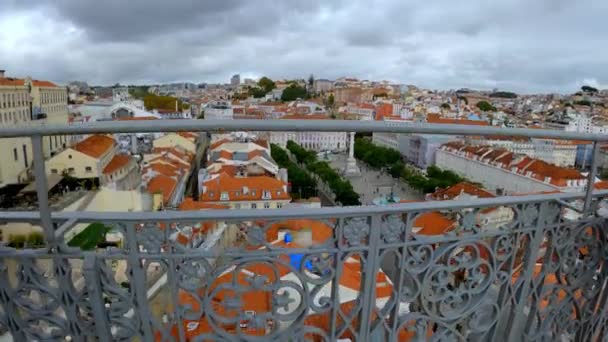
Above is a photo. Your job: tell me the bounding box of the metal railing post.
[358,214,382,340]
[584,142,600,213]
[124,223,154,340]
[83,255,112,342]
[506,201,549,342]
[31,135,56,246]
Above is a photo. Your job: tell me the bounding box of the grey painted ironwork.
[584,141,601,213]
[0,119,607,142]
[0,121,607,341]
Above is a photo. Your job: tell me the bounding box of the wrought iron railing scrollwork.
[0,120,606,341]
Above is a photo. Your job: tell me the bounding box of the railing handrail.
[0,119,606,142]
[1,190,605,223]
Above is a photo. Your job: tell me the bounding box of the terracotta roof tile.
[32,80,58,87]
[200,173,290,202]
[0,78,25,87]
[179,198,229,210]
[73,135,115,158]
[147,175,177,203]
[413,212,455,235]
[102,154,132,175]
[430,182,495,200]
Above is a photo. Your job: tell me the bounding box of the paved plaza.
[326,154,424,205]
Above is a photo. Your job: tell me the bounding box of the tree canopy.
[354,138,467,194]
[144,94,189,111]
[271,144,317,199]
[281,84,308,102]
[286,141,360,205]
[581,85,598,93]
[489,91,517,99]
[258,77,276,93]
[440,103,451,110]
[476,100,497,112]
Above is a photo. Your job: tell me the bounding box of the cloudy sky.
[1,0,607,92]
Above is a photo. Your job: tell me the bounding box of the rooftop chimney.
[0,70,5,78]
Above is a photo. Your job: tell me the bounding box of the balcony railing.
[0,120,607,341]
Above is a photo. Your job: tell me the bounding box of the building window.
[251,190,256,196]
[13,148,17,161]
[251,203,257,209]
[68,154,72,159]
[23,144,28,168]
[85,166,92,173]
[51,169,58,174]
[277,203,283,209]
[264,202,270,209]
[68,167,75,173]
[220,192,229,201]
[262,190,271,199]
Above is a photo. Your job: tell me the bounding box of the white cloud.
[1,0,607,92]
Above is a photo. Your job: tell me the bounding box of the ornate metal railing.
[0,120,607,341]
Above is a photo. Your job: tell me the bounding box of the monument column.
[344,132,361,176]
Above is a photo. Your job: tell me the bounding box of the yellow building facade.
[0,71,69,187]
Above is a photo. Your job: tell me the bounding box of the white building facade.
[270,131,348,152]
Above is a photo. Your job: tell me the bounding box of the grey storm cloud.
[1,0,608,92]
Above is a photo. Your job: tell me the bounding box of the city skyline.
[2,0,608,92]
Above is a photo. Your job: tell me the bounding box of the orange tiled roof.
[253,139,269,149]
[73,135,115,158]
[595,181,608,190]
[218,150,233,159]
[102,154,132,175]
[147,175,177,203]
[247,150,265,159]
[210,138,231,150]
[178,198,229,210]
[32,80,57,87]
[280,114,330,120]
[375,103,393,120]
[413,212,455,235]
[178,132,198,140]
[146,163,180,177]
[0,78,25,86]
[200,173,290,202]
[431,182,495,200]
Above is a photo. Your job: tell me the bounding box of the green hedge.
[271,144,317,199]
[68,223,111,250]
[286,141,360,205]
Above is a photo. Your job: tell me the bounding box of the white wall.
[436,149,560,194]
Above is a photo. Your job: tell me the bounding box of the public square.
[326,153,424,205]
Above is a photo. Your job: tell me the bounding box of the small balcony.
[0,120,606,341]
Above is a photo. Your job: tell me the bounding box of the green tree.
[308,74,315,93]
[440,103,451,110]
[581,85,598,93]
[574,100,592,106]
[248,87,267,98]
[8,235,26,249]
[327,93,335,108]
[258,77,276,93]
[281,84,308,102]
[476,100,496,112]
